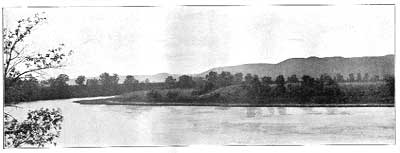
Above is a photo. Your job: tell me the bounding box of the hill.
[68,55,394,85]
[199,55,394,79]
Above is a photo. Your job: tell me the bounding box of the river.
[4,97,395,147]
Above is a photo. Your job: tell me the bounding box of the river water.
[4,97,395,147]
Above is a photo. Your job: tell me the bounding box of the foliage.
[123,75,138,85]
[177,75,195,88]
[384,75,395,97]
[166,91,179,100]
[273,75,286,96]
[165,76,176,88]
[348,73,355,82]
[3,12,72,104]
[246,75,261,101]
[75,75,86,86]
[4,108,63,148]
[233,73,243,84]
[4,71,394,105]
[244,73,253,84]
[206,71,218,85]
[216,71,234,87]
[99,72,120,94]
[146,90,162,101]
[3,13,72,86]
[287,75,299,83]
[334,73,345,82]
[356,73,362,82]
[122,75,139,92]
[363,73,369,81]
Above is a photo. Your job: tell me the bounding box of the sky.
[3,5,395,78]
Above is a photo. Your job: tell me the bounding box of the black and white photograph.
[1,1,397,150]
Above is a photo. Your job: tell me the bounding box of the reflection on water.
[277,107,287,115]
[246,107,257,118]
[326,108,338,115]
[215,107,230,110]
[301,107,314,114]
[4,97,395,146]
[267,107,275,115]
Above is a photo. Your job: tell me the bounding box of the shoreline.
[73,99,394,107]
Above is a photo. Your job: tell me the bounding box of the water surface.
[4,97,395,147]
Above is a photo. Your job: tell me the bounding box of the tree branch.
[13,65,64,82]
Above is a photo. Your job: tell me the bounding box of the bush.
[166,91,179,100]
[146,90,162,101]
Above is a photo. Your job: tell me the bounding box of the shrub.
[146,90,162,101]
[166,91,179,100]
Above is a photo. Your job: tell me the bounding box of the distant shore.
[73,99,394,107]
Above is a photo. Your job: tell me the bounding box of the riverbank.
[74,98,394,107]
[72,85,395,107]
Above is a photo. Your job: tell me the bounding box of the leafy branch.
[3,12,73,86]
[4,108,63,148]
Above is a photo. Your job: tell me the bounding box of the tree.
[123,75,138,91]
[273,75,286,96]
[99,72,119,94]
[335,73,344,82]
[3,13,68,148]
[177,75,195,88]
[86,78,100,96]
[20,75,40,101]
[50,74,71,98]
[244,73,253,84]
[260,76,272,99]
[363,73,369,82]
[356,73,362,82]
[3,13,72,87]
[86,78,99,87]
[383,75,394,97]
[123,75,138,85]
[261,76,273,84]
[99,72,119,86]
[75,75,86,86]
[275,75,285,85]
[299,75,316,102]
[111,74,119,85]
[201,71,218,92]
[217,71,234,87]
[233,73,243,84]
[4,108,63,148]
[287,75,299,83]
[165,76,176,88]
[319,74,336,86]
[371,75,380,82]
[5,74,41,103]
[99,72,111,86]
[348,73,355,82]
[247,75,261,101]
[319,74,341,103]
[206,71,218,85]
[192,77,205,89]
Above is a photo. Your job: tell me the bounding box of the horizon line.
[60,54,394,80]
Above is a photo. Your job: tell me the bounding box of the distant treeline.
[143,72,394,104]
[4,71,394,104]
